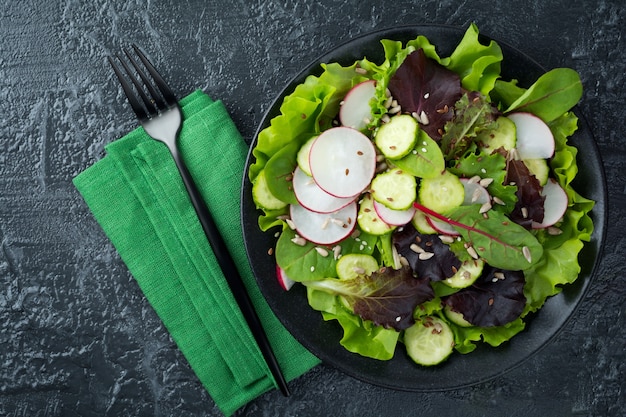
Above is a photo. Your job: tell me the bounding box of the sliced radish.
[507,112,555,159]
[460,178,491,205]
[289,201,357,245]
[309,127,377,198]
[426,216,461,236]
[532,178,569,229]
[339,80,377,130]
[276,265,296,291]
[292,167,355,213]
[373,200,416,226]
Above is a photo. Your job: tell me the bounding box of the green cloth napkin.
[73,90,320,416]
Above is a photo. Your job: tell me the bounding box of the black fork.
[108,46,290,397]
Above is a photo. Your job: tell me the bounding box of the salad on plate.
[248,24,594,366]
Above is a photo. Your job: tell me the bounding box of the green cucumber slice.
[418,170,464,213]
[443,259,484,289]
[523,158,549,186]
[477,115,517,152]
[374,114,419,159]
[357,194,394,235]
[252,170,288,210]
[336,254,379,280]
[296,135,317,176]
[370,170,417,210]
[404,316,454,366]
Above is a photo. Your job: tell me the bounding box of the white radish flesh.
[532,178,569,229]
[426,217,461,236]
[339,80,377,130]
[460,178,491,205]
[507,112,555,159]
[289,202,357,245]
[292,167,355,213]
[373,200,416,226]
[309,127,377,198]
[276,265,296,291]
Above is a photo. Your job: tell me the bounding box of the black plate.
[240,25,607,391]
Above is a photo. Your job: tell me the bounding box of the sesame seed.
[310,266,315,272]
[421,147,427,153]
[419,252,435,260]
[479,177,494,187]
[522,246,532,263]
[410,243,425,254]
[547,226,563,235]
[315,247,329,257]
[479,201,492,214]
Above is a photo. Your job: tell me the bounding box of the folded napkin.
[73,90,320,416]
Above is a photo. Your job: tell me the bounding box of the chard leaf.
[392,223,462,281]
[502,68,583,122]
[275,228,377,282]
[391,129,445,178]
[303,266,435,330]
[441,92,499,160]
[505,158,545,228]
[414,203,544,271]
[388,49,463,140]
[263,140,300,205]
[444,268,526,327]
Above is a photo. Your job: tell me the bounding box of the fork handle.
[167,144,290,397]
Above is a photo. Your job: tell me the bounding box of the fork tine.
[121,49,168,112]
[108,55,150,121]
[131,44,178,107]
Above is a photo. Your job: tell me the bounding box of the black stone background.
[1,0,624,416]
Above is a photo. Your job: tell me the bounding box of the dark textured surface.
[0,1,623,416]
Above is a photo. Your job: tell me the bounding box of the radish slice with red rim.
[507,112,555,159]
[276,265,296,291]
[289,201,358,245]
[460,178,491,205]
[292,167,355,213]
[373,200,416,226]
[532,178,569,229]
[339,80,377,130]
[309,127,377,198]
[426,216,461,236]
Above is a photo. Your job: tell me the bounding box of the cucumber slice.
[296,136,317,176]
[411,210,437,234]
[336,254,379,280]
[443,259,484,289]
[370,170,417,210]
[357,194,394,235]
[418,170,464,214]
[444,305,473,327]
[404,316,454,366]
[477,116,517,152]
[252,170,288,210]
[523,158,549,186]
[374,114,419,159]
